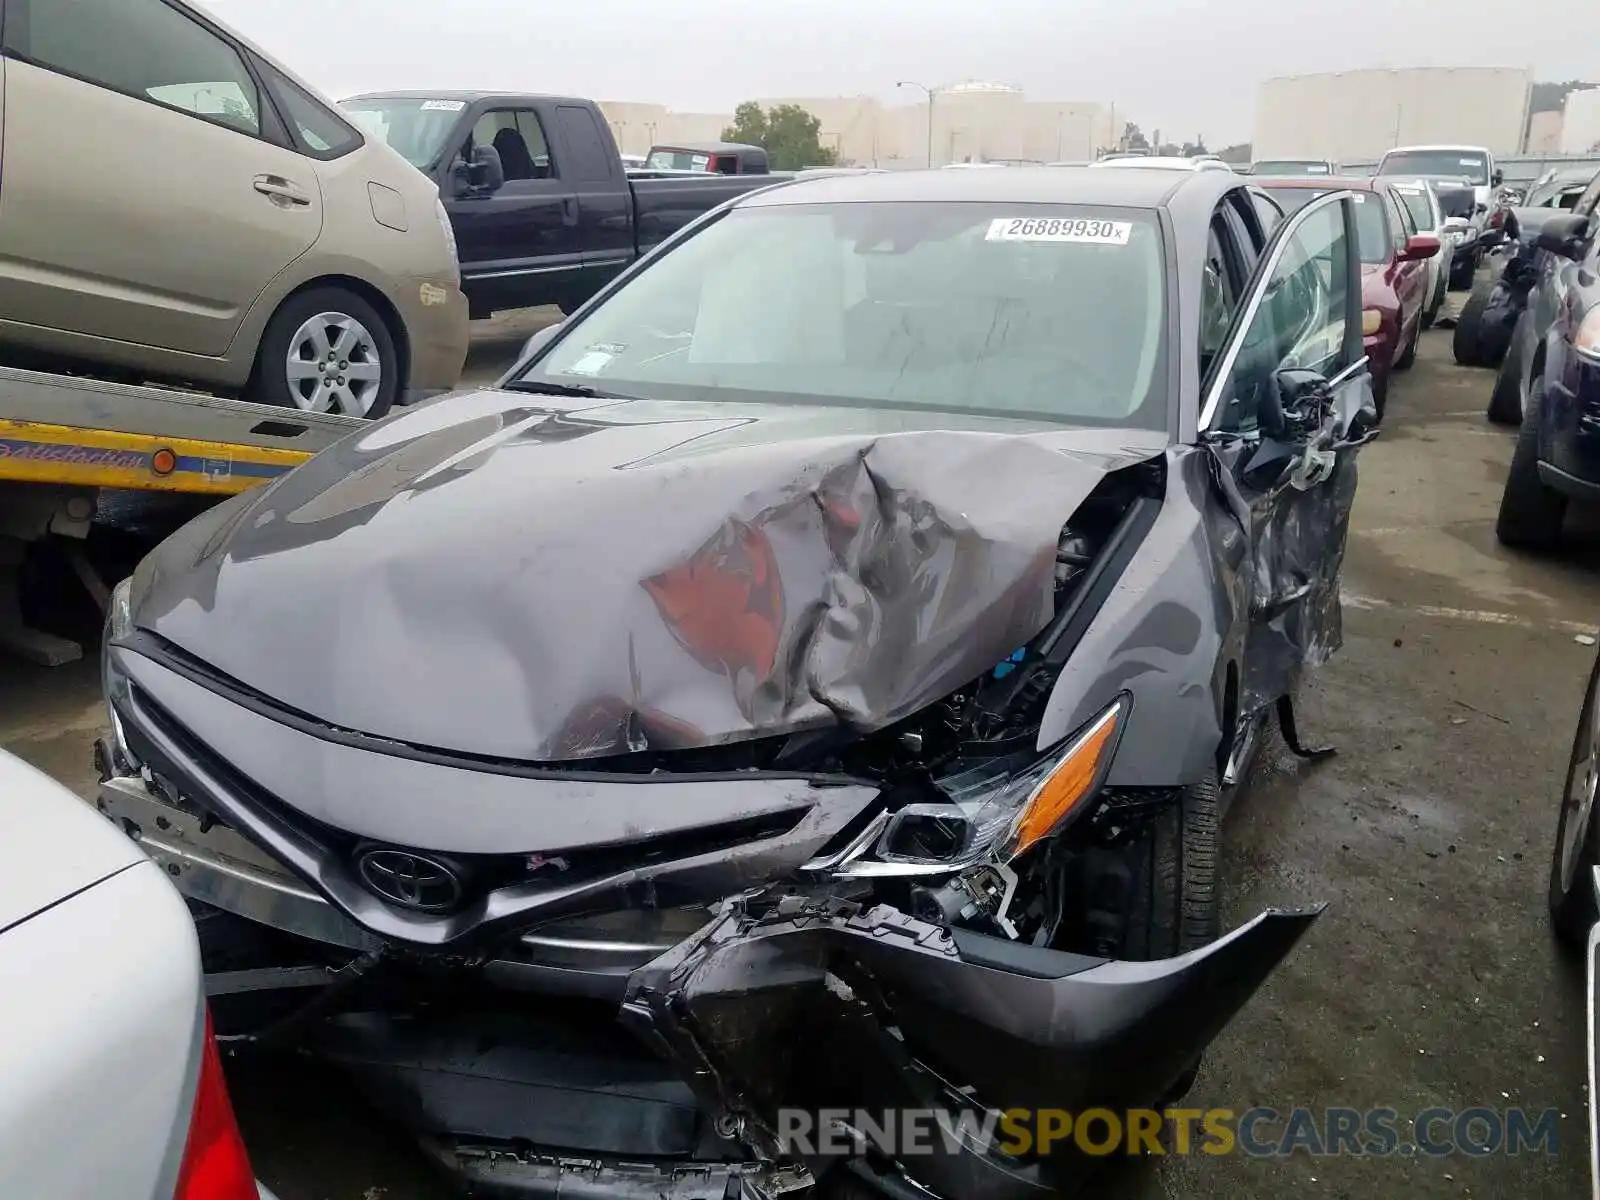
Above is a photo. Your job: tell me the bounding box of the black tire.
[1486,334,1526,426]
[1551,647,1600,951]
[1394,313,1420,371]
[1123,768,1221,961]
[1495,396,1566,550]
[249,286,400,420]
[1452,276,1497,367]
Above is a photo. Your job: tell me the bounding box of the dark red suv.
[1257,177,1440,417]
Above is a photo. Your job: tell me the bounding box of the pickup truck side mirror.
[459,145,505,193]
[1534,213,1592,260]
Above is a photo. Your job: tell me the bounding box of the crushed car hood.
[131,389,1167,763]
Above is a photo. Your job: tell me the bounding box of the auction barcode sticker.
[986,217,1132,245]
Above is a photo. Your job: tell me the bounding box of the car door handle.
[253,175,311,207]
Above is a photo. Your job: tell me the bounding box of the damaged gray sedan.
[97,168,1378,1199]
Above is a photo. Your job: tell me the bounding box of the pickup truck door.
[548,103,634,288]
[447,106,582,303]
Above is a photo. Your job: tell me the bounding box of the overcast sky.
[208,0,1595,144]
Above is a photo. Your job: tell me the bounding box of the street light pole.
[897,80,935,168]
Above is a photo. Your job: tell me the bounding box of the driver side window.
[1200,219,1240,381]
[1212,199,1350,435]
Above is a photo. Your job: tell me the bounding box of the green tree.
[721,102,837,170]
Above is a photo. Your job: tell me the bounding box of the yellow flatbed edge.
[0,418,312,495]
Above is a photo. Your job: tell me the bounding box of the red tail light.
[173,1008,258,1200]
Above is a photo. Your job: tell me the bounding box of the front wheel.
[1394,313,1420,371]
[1452,277,1496,367]
[1551,647,1600,950]
[1486,334,1526,426]
[1495,395,1566,550]
[249,287,400,419]
[1122,768,1221,961]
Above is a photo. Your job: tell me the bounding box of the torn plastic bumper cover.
[622,894,1322,1198]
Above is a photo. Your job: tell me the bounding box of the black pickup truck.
[341,92,784,317]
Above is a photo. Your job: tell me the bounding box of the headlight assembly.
[831,695,1129,878]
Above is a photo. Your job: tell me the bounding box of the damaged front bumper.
[97,754,1320,1199]
[622,895,1321,1198]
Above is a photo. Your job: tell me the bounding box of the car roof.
[343,90,575,104]
[1254,175,1382,192]
[1090,155,1224,171]
[653,141,760,153]
[1383,144,1490,154]
[737,165,1223,209]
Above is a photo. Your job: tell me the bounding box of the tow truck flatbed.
[0,364,362,495]
[1,364,366,665]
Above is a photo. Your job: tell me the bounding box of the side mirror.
[1492,169,1504,187]
[519,322,563,361]
[459,145,504,193]
[1441,216,1472,237]
[1400,233,1440,262]
[1534,213,1592,260]
[1257,368,1332,443]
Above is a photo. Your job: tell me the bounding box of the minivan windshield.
[514,202,1169,428]
[340,97,465,168]
[1378,150,1489,186]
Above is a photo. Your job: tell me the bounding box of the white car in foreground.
[0,750,273,1200]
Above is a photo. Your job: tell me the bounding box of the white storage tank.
[1561,88,1600,154]
[1253,68,1533,163]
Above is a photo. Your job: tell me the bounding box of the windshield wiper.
[505,378,624,399]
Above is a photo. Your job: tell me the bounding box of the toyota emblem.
[356,848,463,913]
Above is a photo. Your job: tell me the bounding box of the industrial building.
[1252,67,1534,162]
[598,83,1116,168]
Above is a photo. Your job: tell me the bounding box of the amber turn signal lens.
[151,447,177,476]
[1008,704,1122,859]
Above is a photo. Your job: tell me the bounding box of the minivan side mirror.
[461,145,505,193]
[1441,216,1472,237]
[1492,168,1504,186]
[1534,213,1592,260]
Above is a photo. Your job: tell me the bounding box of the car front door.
[447,106,582,304]
[0,0,323,357]
[1199,189,1372,714]
[549,103,634,287]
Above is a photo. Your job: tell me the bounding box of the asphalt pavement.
[1,309,1595,1199]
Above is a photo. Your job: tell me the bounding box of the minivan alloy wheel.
[285,312,383,415]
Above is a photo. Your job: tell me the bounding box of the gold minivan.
[0,0,469,418]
